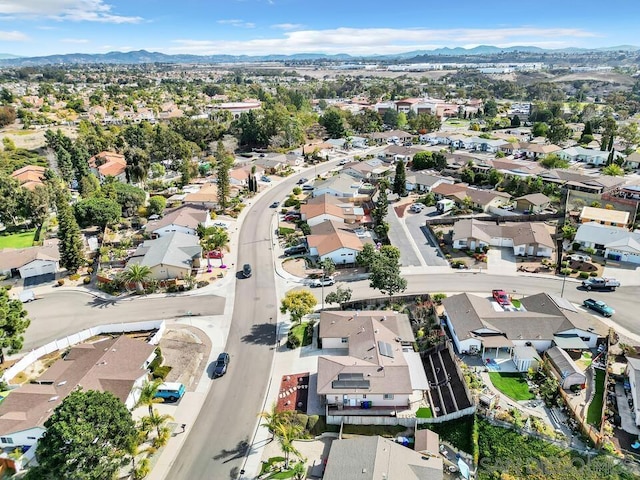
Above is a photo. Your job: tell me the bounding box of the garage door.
[20,262,56,278]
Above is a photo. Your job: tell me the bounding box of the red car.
[206,250,224,259]
[284,214,301,222]
[492,289,510,306]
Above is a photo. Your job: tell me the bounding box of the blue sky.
[1,0,639,57]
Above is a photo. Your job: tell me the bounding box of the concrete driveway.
[404,207,449,267]
[603,263,640,286]
[385,200,422,267]
[487,248,517,275]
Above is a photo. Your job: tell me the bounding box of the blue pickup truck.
[583,298,614,317]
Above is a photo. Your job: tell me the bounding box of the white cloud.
[0,30,29,41]
[271,23,304,30]
[171,26,599,56]
[217,19,255,28]
[60,38,89,43]
[0,0,142,23]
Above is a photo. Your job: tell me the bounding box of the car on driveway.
[261,175,271,182]
[284,244,307,256]
[213,352,230,377]
[409,203,424,213]
[583,298,614,317]
[205,250,224,259]
[297,177,308,185]
[492,289,511,306]
[310,277,335,287]
[242,264,252,278]
[269,201,280,208]
[283,213,301,222]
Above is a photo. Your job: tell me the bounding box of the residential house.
[574,222,640,263]
[444,186,511,212]
[442,292,606,364]
[545,346,587,390]
[323,436,443,480]
[537,169,627,194]
[341,159,392,182]
[451,219,555,257]
[625,357,640,427]
[0,239,60,279]
[209,99,261,118]
[313,173,365,198]
[558,146,623,166]
[579,206,629,227]
[301,142,335,157]
[317,310,418,415]
[431,182,468,200]
[126,231,202,280]
[10,165,46,191]
[253,154,287,174]
[183,184,218,209]
[519,143,561,160]
[300,194,366,226]
[0,336,155,449]
[515,193,552,213]
[350,136,368,148]
[369,130,413,144]
[229,164,264,186]
[145,205,210,238]
[624,152,640,170]
[405,171,454,193]
[379,145,420,163]
[491,158,546,178]
[306,220,369,265]
[88,151,127,182]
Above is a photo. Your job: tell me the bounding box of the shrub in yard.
[560,268,572,276]
[69,273,80,281]
[287,332,301,348]
[579,272,589,279]
[306,415,320,433]
[57,279,65,286]
[83,276,91,284]
[279,227,295,236]
[590,272,598,277]
[571,269,578,274]
[152,365,172,379]
[295,413,309,428]
[87,267,94,274]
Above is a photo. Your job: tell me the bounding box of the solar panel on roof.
[331,379,370,389]
[377,340,394,358]
[337,373,364,381]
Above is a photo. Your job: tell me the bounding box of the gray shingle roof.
[323,436,443,480]
[127,231,201,269]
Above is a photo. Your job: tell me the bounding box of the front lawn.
[0,229,36,249]
[489,372,535,401]
[587,368,605,427]
[287,322,313,348]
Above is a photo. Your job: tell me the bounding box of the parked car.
[581,277,620,291]
[269,201,280,208]
[261,175,271,182]
[583,298,614,317]
[492,289,511,306]
[284,244,307,256]
[338,159,349,166]
[154,382,186,402]
[302,185,314,191]
[409,203,424,213]
[213,352,230,377]
[283,213,301,222]
[18,290,36,303]
[205,250,224,259]
[297,177,308,185]
[568,254,592,263]
[310,277,335,287]
[242,264,252,278]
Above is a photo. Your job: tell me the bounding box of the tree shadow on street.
[241,323,275,346]
[87,297,119,309]
[212,438,250,463]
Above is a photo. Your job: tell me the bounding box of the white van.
[19,290,36,303]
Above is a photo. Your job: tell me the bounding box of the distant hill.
[0,46,638,66]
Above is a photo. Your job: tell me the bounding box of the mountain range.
[1,45,638,66]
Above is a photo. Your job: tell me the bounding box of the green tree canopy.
[393,160,407,196]
[74,197,121,228]
[539,153,569,169]
[280,289,317,324]
[0,287,31,363]
[602,164,625,176]
[113,181,146,217]
[147,195,167,217]
[27,390,137,480]
[319,109,346,138]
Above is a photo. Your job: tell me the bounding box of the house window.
[383,394,394,400]
[0,437,13,444]
[341,337,348,343]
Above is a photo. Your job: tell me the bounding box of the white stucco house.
[452,219,555,257]
[0,240,60,280]
[145,205,211,237]
[306,220,369,265]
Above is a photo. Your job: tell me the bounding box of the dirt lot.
[0,125,78,150]
[159,326,211,390]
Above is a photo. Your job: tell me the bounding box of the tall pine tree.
[215,141,233,209]
[393,160,407,196]
[55,189,84,273]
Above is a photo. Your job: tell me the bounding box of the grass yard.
[587,368,605,427]
[416,407,433,418]
[342,424,405,437]
[420,415,475,454]
[287,322,313,348]
[489,372,535,401]
[0,229,36,249]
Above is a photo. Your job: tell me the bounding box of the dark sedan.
[213,352,230,377]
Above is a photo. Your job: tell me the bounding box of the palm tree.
[201,226,230,268]
[136,379,164,418]
[145,410,174,442]
[120,264,153,294]
[273,421,303,469]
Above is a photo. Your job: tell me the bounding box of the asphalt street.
[22,291,226,351]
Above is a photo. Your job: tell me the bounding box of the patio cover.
[553,335,589,350]
[403,350,429,390]
[478,335,514,349]
[512,345,541,361]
